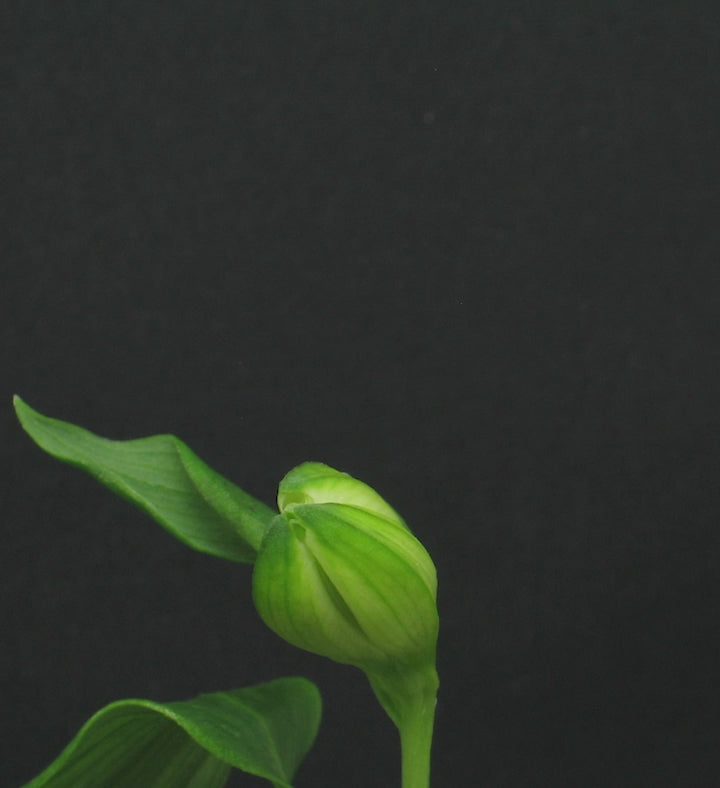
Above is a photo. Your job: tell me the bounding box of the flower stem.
[368,666,438,788]
[398,686,437,788]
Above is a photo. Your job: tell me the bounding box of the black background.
[3,2,720,786]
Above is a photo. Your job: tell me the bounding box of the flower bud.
[252,463,438,675]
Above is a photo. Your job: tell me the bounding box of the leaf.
[13,397,275,563]
[19,678,322,788]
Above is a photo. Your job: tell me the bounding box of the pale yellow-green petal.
[277,462,407,529]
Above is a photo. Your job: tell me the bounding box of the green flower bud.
[252,462,439,675]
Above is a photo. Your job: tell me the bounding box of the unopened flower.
[252,462,438,675]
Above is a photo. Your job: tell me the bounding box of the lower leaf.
[19,678,321,788]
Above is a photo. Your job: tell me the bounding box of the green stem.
[368,666,438,788]
[398,687,437,788]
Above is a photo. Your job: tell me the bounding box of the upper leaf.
[19,678,322,788]
[13,397,275,563]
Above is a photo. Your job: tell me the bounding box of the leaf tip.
[13,394,31,424]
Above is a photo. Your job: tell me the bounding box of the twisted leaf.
[14,396,274,562]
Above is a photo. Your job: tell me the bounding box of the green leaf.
[19,678,322,788]
[13,396,275,563]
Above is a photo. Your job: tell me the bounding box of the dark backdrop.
[3,2,720,786]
